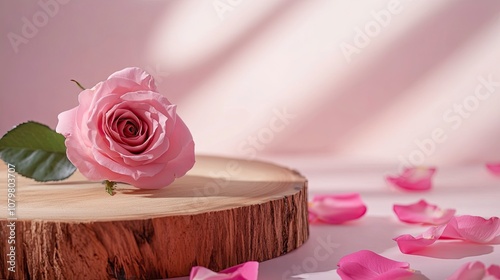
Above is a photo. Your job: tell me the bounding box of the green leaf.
[0,121,76,181]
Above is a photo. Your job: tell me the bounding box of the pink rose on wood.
[56,67,195,189]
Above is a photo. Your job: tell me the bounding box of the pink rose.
[56,67,195,189]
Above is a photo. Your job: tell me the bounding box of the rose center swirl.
[122,121,138,137]
[105,107,153,155]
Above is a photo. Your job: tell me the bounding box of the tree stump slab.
[0,155,309,279]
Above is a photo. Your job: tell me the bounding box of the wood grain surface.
[0,155,309,279]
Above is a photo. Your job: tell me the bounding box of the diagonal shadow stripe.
[264,0,500,154]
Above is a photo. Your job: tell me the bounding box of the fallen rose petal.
[446,262,487,280]
[308,193,367,224]
[189,261,258,280]
[441,216,500,243]
[486,163,500,176]
[308,210,318,223]
[487,265,500,278]
[394,226,445,254]
[447,262,500,280]
[386,167,436,191]
[439,216,463,240]
[393,234,437,254]
[393,199,455,225]
[337,250,415,280]
[395,215,500,254]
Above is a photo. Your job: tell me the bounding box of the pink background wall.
[2,0,500,166]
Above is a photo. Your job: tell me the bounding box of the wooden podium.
[0,155,309,279]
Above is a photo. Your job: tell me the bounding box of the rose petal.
[394,226,445,254]
[486,163,500,176]
[446,262,487,280]
[337,250,415,280]
[487,265,500,278]
[108,67,157,91]
[56,107,78,137]
[386,167,436,191]
[393,199,455,225]
[189,261,259,280]
[393,234,436,254]
[447,262,500,280]
[439,216,463,240]
[308,193,367,224]
[308,211,318,223]
[441,216,500,243]
[395,215,500,254]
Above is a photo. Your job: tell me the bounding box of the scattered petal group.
[193,161,499,279]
